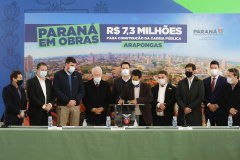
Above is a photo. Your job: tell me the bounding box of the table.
[0,126,240,160]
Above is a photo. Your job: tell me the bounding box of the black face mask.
[185,71,193,78]
[17,80,23,86]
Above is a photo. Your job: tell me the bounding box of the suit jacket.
[53,69,84,106]
[176,76,205,126]
[203,75,227,115]
[219,81,240,126]
[151,83,176,122]
[82,79,111,125]
[27,76,55,118]
[120,82,153,125]
[111,77,132,104]
[2,83,27,124]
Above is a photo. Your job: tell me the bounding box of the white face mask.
[68,66,75,73]
[122,69,130,76]
[94,77,101,83]
[227,77,233,84]
[158,79,166,85]
[39,71,47,78]
[210,69,219,77]
[132,80,140,86]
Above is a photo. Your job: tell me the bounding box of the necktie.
[96,83,99,87]
[18,88,22,100]
[134,84,140,88]
[211,78,215,92]
[161,85,164,87]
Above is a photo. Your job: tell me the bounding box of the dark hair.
[121,62,130,68]
[210,60,219,68]
[10,70,22,82]
[228,68,239,79]
[132,69,142,78]
[158,70,168,77]
[37,62,47,69]
[185,63,196,71]
[65,57,77,64]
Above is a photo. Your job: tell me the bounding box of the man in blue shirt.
[53,57,84,126]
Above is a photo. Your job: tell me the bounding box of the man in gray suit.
[111,62,131,118]
[176,63,205,126]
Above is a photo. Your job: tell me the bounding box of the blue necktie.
[68,75,72,91]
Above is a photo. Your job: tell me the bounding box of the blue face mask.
[39,71,47,78]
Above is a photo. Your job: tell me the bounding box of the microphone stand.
[182,114,188,127]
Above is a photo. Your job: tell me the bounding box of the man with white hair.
[82,66,111,126]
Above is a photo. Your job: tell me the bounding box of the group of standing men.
[2,57,240,126]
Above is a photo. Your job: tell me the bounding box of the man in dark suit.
[219,68,240,126]
[27,62,55,126]
[2,70,27,125]
[53,57,84,126]
[111,62,132,118]
[151,70,176,126]
[82,66,111,126]
[203,60,227,126]
[119,69,153,126]
[176,63,205,126]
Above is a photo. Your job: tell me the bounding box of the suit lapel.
[129,83,135,100]
[155,85,160,99]
[214,76,221,93]
[34,77,45,97]
[165,84,170,100]
[189,77,197,93]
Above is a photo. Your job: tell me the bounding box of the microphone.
[182,114,188,127]
[57,107,62,127]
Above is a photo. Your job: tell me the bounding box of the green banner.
[37,24,100,48]
[122,41,164,49]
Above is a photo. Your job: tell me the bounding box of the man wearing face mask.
[151,71,176,126]
[119,69,153,126]
[2,70,27,125]
[27,62,55,126]
[176,63,205,126]
[203,60,227,126]
[219,68,240,126]
[111,62,132,119]
[53,57,84,126]
[82,66,111,126]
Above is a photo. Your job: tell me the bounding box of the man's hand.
[157,103,166,112]
[91,108,104,114]
[159,103,166,110]
[229,108,238,115]
[95,107,104,114]
[209,104,217,112]
[91,108,98,113]
[17,110,26,118]
[44,104,51,113]
[118,99,125,104]
[130,99,137,104]
[68,100,76,108]
[184,107,192,115]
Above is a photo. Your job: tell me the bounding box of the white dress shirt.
[187,76,194,89]
[37,76,52,109]
[122,76,131,82]
[134,87,141,115]
[156,83,167,116]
